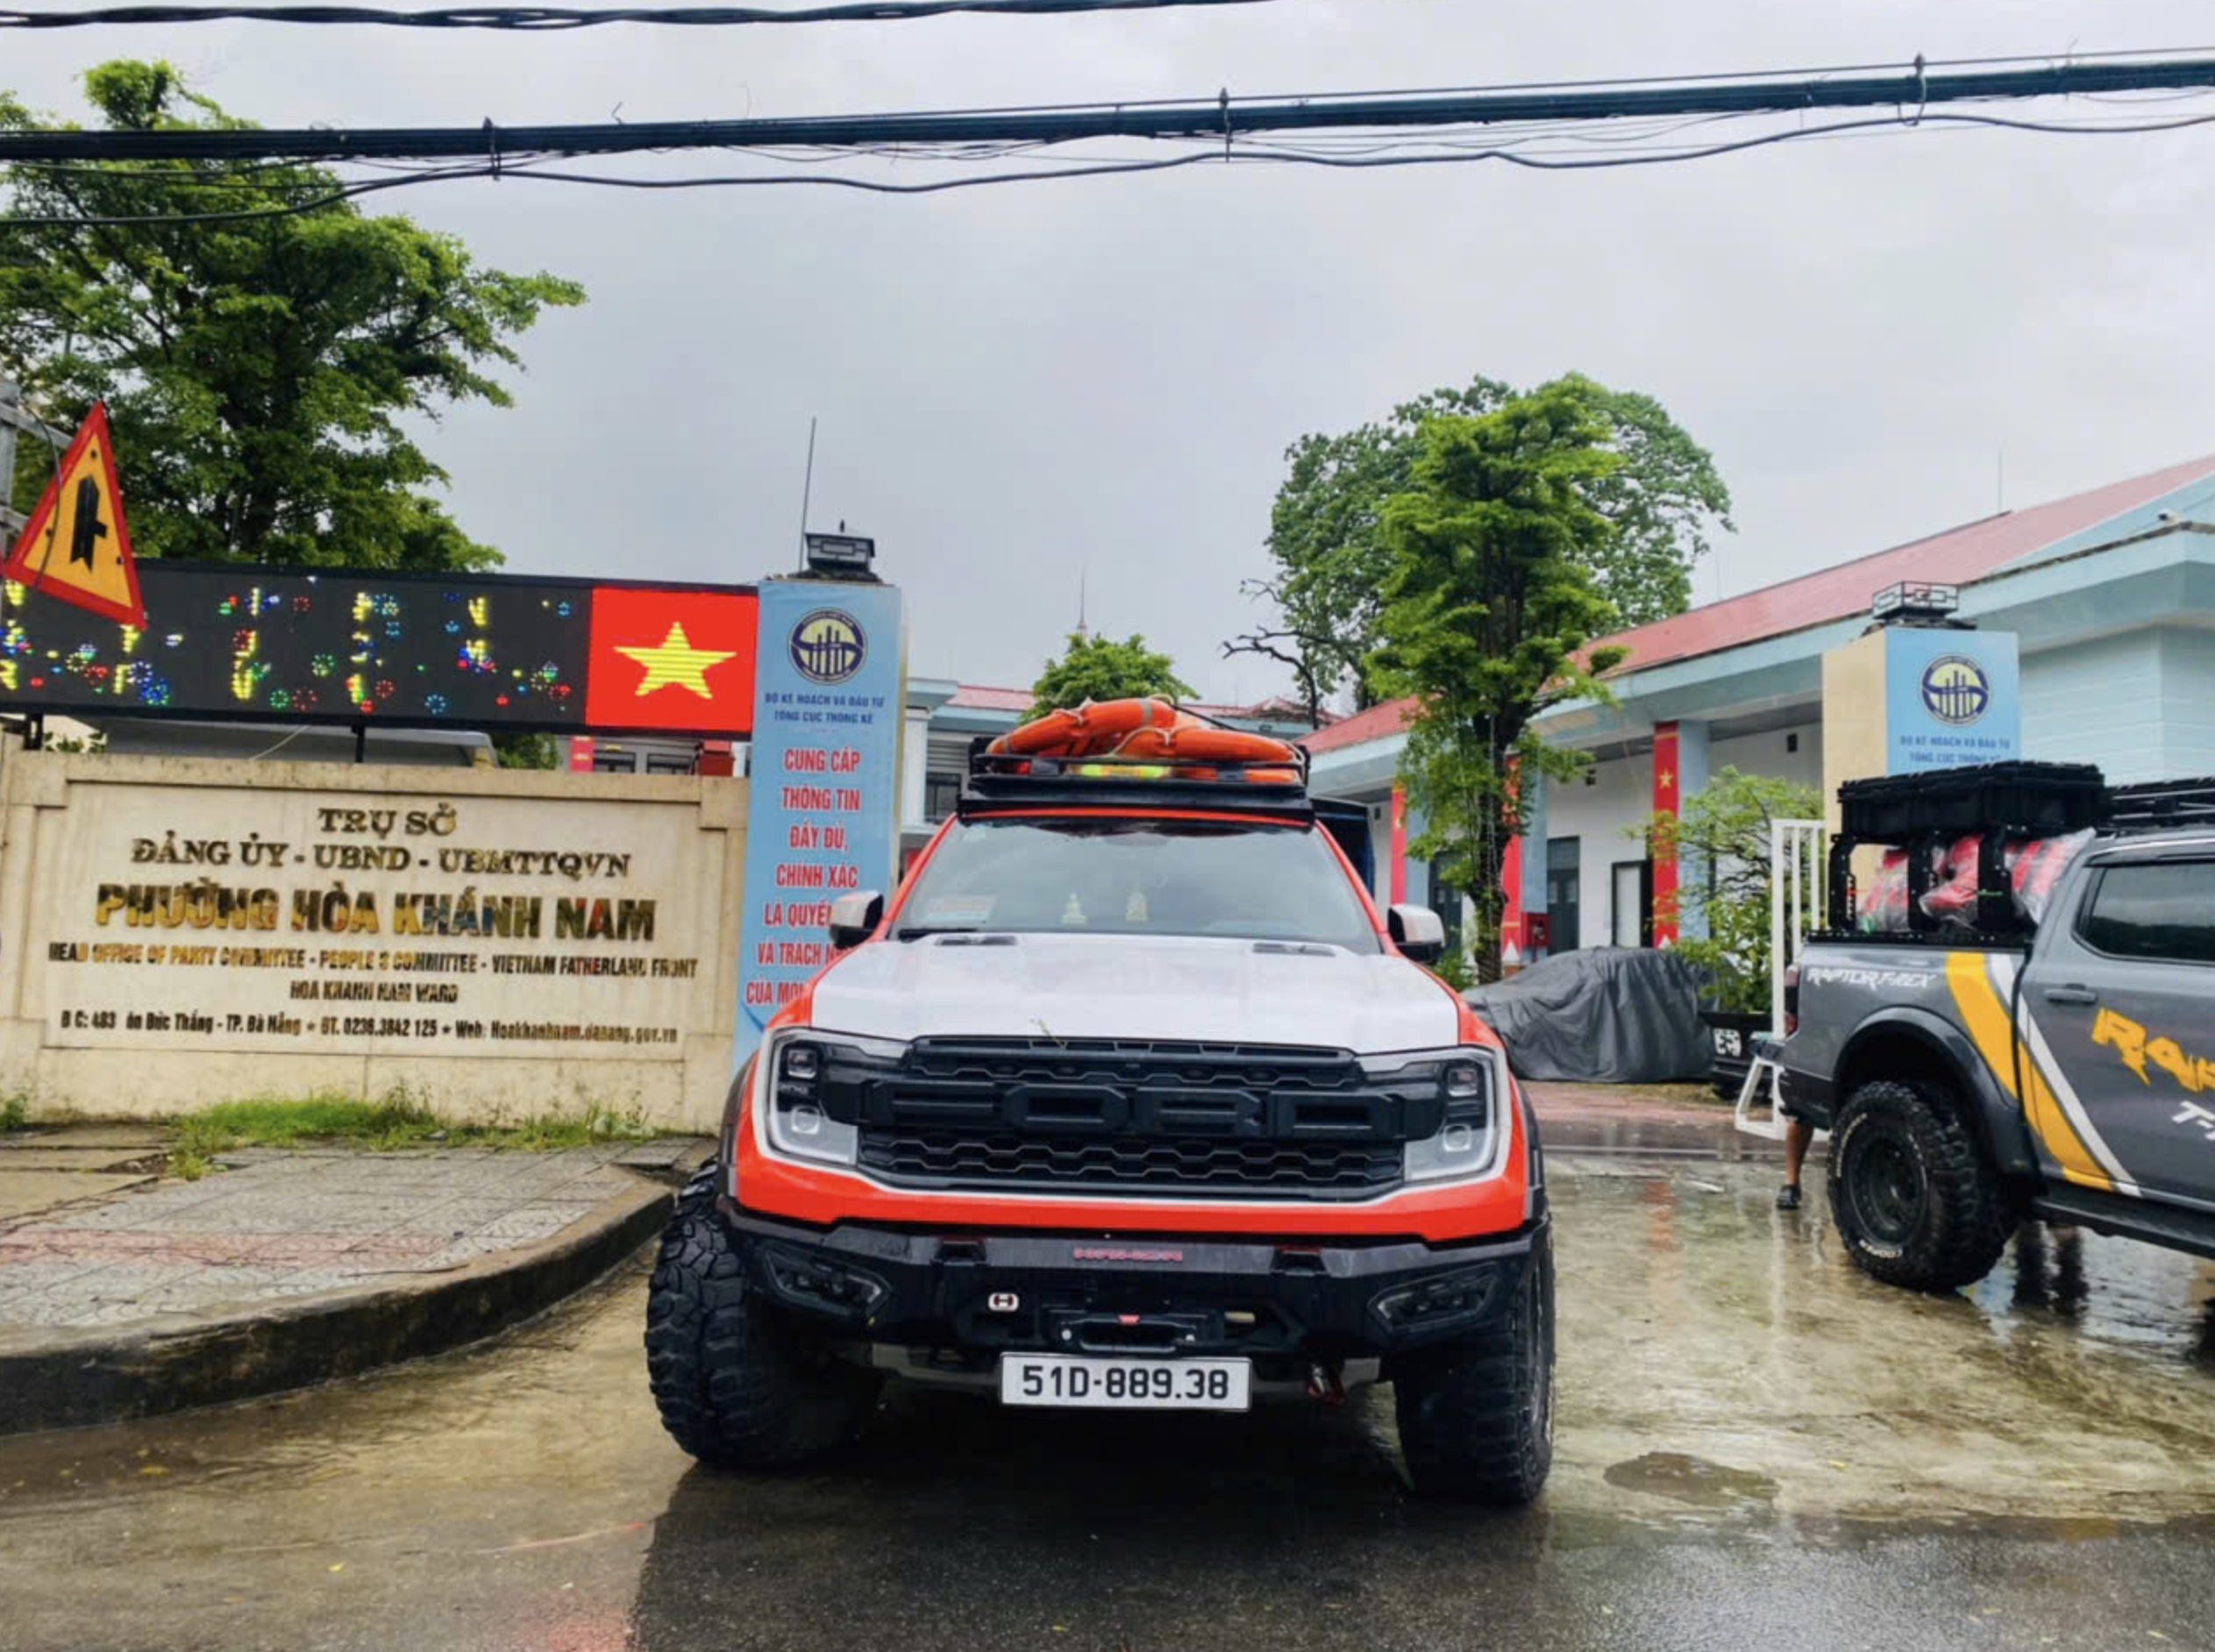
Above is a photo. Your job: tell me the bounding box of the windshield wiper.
[896,925,980,941]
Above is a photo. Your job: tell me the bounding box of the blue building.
[1302,453,2215,961]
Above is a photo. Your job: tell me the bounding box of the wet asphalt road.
[2,1157,2213,1652]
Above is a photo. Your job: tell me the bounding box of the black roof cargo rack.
[2106,776,2215,836]
[1822,762,2215,941]
[1829,760,2109,939]
[1836,761,2108,843]
[958,743,1314,822]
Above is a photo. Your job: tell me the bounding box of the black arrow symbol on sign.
[69,476,107,569]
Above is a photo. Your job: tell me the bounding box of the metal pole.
[795,415,817,573]
[0,381,18,559]
[1770,820,1787,1043]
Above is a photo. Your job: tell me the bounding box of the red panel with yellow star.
[1650,720,1680,946]
[584,585,759,736]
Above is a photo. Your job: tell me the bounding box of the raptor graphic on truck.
[644,699,1555,1503]
[1777,765,2215,1291]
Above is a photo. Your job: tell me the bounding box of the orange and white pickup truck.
[644,700,1554,1503]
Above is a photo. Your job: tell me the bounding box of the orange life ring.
[985,696,1186,757]
[1109,725,1301,767]
[986,698,1302,783]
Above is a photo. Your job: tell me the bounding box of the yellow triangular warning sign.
[1,402,146,630]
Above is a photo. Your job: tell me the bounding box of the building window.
[1545,837,1581,954]
[1610,859,1654,948]
[925,772,962,822]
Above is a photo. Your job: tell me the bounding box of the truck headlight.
[1363,1047,1504,1183]
[762,1033,859,1167]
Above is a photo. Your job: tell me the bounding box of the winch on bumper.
[717,1199,1547,1379]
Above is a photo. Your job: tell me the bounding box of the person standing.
[1775,1116,1814,1210]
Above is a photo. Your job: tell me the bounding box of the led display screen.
[0,563,759,738]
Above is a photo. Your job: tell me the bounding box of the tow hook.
[1306,1361,1347,1406]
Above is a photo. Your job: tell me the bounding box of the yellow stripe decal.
[1945,952,2019,1100]
[1945,951,2111,1191]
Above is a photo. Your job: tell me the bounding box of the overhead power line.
[4,53,2212,163]
[1,0,1272,26]
[9,109,2215,226]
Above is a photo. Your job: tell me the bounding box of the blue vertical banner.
[1884,627,2020,773]
[737,578,906,1065]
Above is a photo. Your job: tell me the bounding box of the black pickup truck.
[1777,767,2215,1292]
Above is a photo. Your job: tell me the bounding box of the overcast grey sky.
[7,0,2213,701]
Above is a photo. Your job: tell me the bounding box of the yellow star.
[1658,769,1674,791]
[616,622,737,700]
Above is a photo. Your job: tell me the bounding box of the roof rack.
[958,744,1314,822]
[2106,776,2215,836]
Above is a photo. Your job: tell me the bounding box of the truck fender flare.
[1837,1006,2037,1179]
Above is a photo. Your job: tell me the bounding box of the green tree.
[492,732,559,771]
[1368,383,1628,984]
[1635,766,1822,1013]
[1029,631,1194,710]
[1236,373,1731,718]
[1,61,585,567]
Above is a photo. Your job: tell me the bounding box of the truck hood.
[809,932,1461,1053]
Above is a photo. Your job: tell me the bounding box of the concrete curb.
[0,1171,676,1436]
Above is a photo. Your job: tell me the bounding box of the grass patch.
[163,1089,658,1178]
[0,1093,29,1133]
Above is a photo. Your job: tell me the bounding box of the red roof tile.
[1600,452,2215,676]
[1302,452,2215,758]
[945,684,1036,711]
[1301,697,1414,755]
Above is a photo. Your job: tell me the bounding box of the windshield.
[897,818,1379,952]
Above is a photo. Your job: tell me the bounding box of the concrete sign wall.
[0,751,747,1129]
[736,578,906,1065]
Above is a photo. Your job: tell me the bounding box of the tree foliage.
[0,61,585,568]
[1637,766,1823,1013]
[1367,384,1629,983]
[1242,373,1731,712]
[492,732,559,771]
[1029,631,1195,710]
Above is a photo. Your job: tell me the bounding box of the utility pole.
[0,379,68,561]
[0,382,17,559]
[0,377,71,563]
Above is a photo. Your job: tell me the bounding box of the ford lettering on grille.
[820,1038,1446,1200]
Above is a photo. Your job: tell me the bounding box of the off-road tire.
[644,1165,881,1469]
[1827,1079,2010,1292]
[1392,1225,1556,1505]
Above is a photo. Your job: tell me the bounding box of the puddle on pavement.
[4,1157,2213,1542]
[1603,1450,1777,1510]
[1550,1157,2215,1524]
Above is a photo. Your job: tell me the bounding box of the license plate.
[999,1353,1250,1412]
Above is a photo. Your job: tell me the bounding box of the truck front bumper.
[717,1199,1543,1377]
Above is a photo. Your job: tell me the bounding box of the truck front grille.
[856,1128,1406,1196]
[830,1037,1441,1200]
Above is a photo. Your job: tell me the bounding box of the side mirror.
[828,890,885,951]
[1387,903,1446,965]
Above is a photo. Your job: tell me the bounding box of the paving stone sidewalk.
[0,1135,702,1335]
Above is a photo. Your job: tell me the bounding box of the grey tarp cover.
[1462,947,1711,1083]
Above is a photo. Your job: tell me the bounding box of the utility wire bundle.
[4,23,2215,224]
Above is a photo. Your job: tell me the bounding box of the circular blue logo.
[788,608,866,685]
[1919,654,1991,726]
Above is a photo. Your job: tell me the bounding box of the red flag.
[584,586,758,736]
